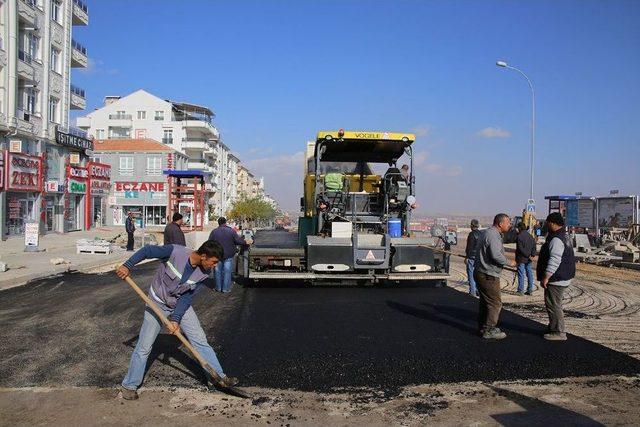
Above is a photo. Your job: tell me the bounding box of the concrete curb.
[0,255,157,292]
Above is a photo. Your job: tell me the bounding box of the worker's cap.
[470,219,479,229]
[172,212,183,222]
[545,212,565,227]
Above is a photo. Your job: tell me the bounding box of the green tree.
[227,195,277,227]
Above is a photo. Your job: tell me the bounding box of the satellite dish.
[430,224,446,238]
[406,195,416,205]
[85,149,94,156]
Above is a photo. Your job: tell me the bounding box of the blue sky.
[73,0,640,215]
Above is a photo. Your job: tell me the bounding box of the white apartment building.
[76,89,246,223]
[0,0,92,238]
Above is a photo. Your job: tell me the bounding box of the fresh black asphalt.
[1,262,638,393]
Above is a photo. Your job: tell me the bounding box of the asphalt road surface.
[1,261,639,394]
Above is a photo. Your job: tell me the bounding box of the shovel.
[122,275,250,399]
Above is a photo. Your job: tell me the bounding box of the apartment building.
[0,0,92,238]
[75,89,231,223]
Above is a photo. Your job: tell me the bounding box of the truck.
[237,130,455,285]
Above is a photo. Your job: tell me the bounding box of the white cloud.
[412,151,462,177]
[412,125,432,137]
[476,126,511,139]
[80,58,119,76]
[243,152,305,209]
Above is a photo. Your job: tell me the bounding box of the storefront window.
[145,206,167,226]
[5,193,36,236]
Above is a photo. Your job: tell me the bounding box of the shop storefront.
[109,181,168,228]
[87,162,111,229]
[66,165,88,232]
[43,144,66,234]
[3,152,43,237]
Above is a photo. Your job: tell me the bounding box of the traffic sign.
[526,199,536,213]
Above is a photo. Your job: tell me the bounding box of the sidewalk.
[0,227,134,291]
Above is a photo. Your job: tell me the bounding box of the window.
[154,110,164,121]
[162,129,173,144]
[137,110,146,119]
[109,127,130,139]
[22,87,38,114]
[95,129,105,139]
[50,47,60,73]
[146,157,162,176]
[24,32,39,61]
[48,97,59,123]
[119,156,134,175]
[51,0,61,23]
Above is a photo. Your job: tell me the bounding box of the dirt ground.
[1,243,639,426]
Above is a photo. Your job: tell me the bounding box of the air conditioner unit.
[9,140,24,153]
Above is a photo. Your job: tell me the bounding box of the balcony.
[76,116,91,129]
[108,113,132,120]
[204,148,217,159]
[18,0,39,24]
[182,138,210,151]
[187,160,208,171]
[72,0,89,25]
[70,85,86,110]
[71,39,88,68]
[182,120,219,137]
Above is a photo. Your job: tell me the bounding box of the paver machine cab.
[238,130,452,284]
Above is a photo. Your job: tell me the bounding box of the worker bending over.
[116,241,238,400]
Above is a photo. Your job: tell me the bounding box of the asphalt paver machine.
[238,130,454,284]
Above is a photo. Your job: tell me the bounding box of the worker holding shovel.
[116,240,238,400]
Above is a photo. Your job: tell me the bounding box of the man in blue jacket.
[208,217,248,293]
[115,240,238,400]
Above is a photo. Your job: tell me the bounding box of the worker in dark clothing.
[125,211,136,251]
[208,217,249,293]
[515,222,537,295]
[164,212,186,246]
[465,219,481,296]
[537,212,576,341]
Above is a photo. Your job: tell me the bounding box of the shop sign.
[115,182,165,192]
[7,153,41,191]
[89,163,111,179]
[0,151,4,190]
[24,221,40,248]
[70,153,80,165]
[69,166,89,179]
[9,139,23,153]
[69,179,87,194]
[46,180,61,192]
[91,179,111,195]
[56,128,93,151]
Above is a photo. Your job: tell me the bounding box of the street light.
[496,60,535,203]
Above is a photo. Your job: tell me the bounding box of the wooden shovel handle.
[123,274,223,383]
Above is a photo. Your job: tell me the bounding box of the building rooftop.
[93,138,179,153]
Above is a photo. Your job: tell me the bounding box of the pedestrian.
[515,221,537,295]
[125,211,136,251]
[536,212,576,341]
[115,240,238,400]
[208,217,249,293]
[163,212,186,246]
[473,213,516,339]
[465,219,481,296]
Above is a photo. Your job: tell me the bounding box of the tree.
[227,195,277,227]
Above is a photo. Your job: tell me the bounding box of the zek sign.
[8,153,41,191]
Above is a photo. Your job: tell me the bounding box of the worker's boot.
[120,386,139,400]
[219,376,239,387]
[543,332,567,341]
[482,328,507,340]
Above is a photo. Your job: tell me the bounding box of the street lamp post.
[496,60,535,203]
